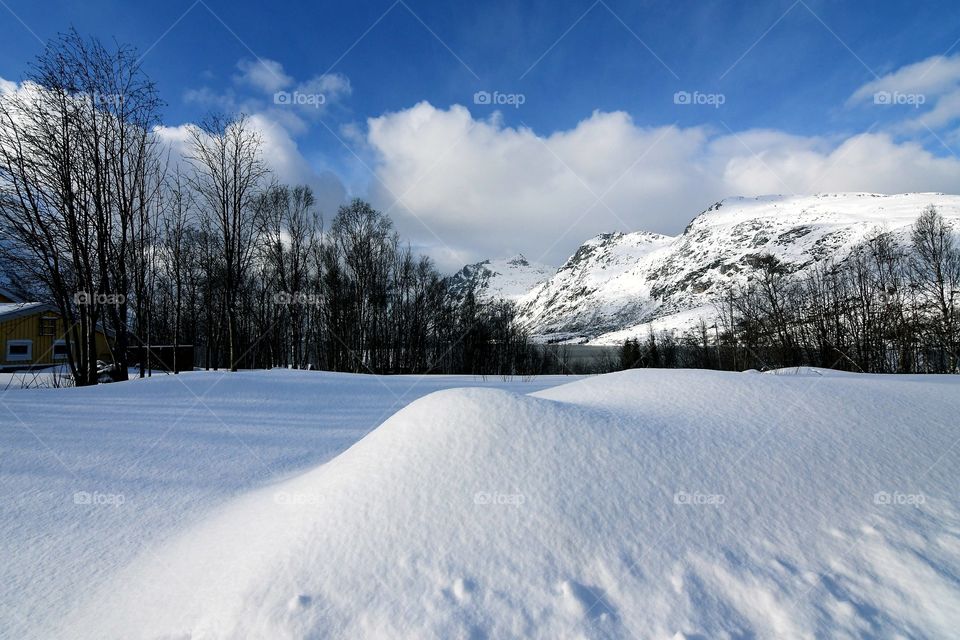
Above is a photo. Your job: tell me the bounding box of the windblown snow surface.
[55,369,960,639]
[0,371,568,640]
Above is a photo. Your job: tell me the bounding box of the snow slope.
[447,254,554,303]
[0,370,570,640]
[518,193,960,343]
[60,369,960,639]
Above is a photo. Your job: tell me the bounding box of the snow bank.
[0,370,568,639]
[61,369,960,638]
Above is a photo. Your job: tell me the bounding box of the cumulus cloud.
[174,59,353,213]
[235,58,293,94]
[366,102,960,268]
[191,59,352,135]
[849,54,960,104]
[183,85,239,112]
[294,73,351,103]
[272,72,352,129]
[849,54,960,132]
[155,115,346,215]
[231,57,350,108]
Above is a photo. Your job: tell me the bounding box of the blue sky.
[2,0,960,266]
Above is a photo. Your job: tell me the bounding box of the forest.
[0,31,540,385]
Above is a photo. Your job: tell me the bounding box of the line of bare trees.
[0,31,538,384]
[622,206,960,373]
[712,206,959,372]
[0,31,163,385]
[151,190,540,376]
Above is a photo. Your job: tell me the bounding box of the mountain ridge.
[446,253,553,303]
[457,192,960,344]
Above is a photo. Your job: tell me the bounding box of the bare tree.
[161,167,194,373]
[911,205,960,370]
[187,114,268,371]
[0,31,161,385]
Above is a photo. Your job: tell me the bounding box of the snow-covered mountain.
[517,193,960,344]
[447,254,553,303]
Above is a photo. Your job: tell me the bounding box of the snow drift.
[0,370,565,639]
[63,370,960,638]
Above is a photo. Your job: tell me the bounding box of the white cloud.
[904,88,960,131]
[189,63,352,136]
[849,54,960,104]
[174,62,353,209]
[230,59,350,118]
[849,54,960,132]
[268,73,352,127]
[183,86,238,111]
[246,114,346,213]
[295,73,351,104]
[234,58,292,94]
[366,102,960,268]
[155,115,346,216]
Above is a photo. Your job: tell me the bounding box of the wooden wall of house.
[0,312,112,367]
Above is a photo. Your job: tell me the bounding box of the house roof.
[0,302,59,323]
[0,287,24,303]
[0,302,118,338]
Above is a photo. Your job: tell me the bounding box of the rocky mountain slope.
[515,193,960,344]
[447,254,553,303]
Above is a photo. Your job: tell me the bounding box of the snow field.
[52,368,960,639]
[0,370,569,639]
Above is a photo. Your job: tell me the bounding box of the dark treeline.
[4,33,957,384]
[150,192,546,376]
[0,31,553,384]
[621,206,960,374]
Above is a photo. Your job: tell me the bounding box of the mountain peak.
[448,254,554,303]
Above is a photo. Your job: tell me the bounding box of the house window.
[53,340,69,360]
[39,316,57,336]
[6,340,33,362]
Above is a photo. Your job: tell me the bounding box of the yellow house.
[0,288,113,370]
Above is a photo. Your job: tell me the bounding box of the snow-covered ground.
[0,365,73,390]
[0,370,571,639]
[5,368,956,638]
